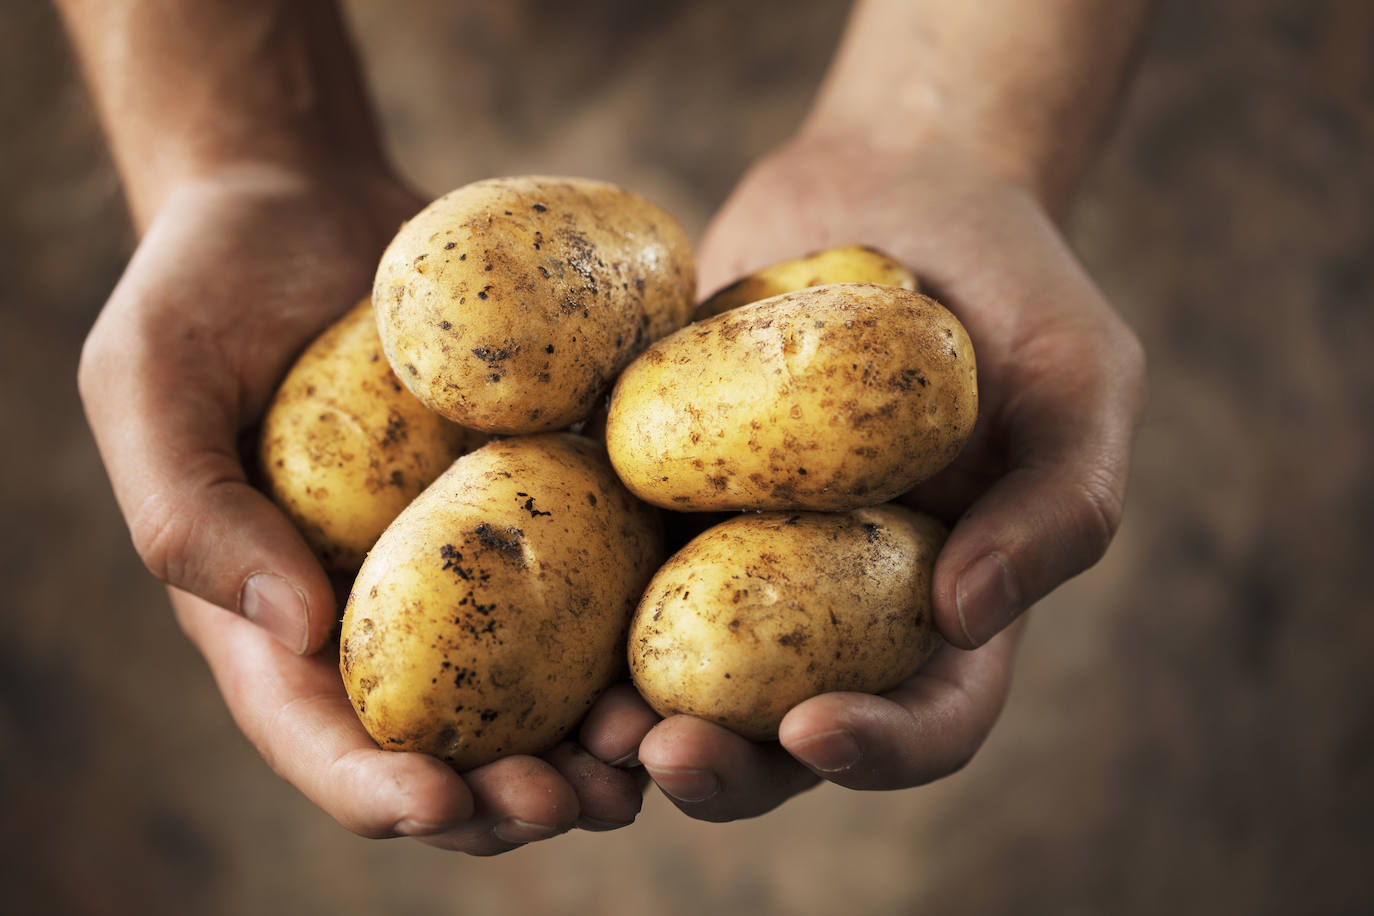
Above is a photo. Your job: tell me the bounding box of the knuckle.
[1066,469,1125,568]
[1115,323,1149,404]
[128,494,199,588]
[940,750,976,780]
[325,751,397,839]
[1121,325,1147,380]
[75,328,114,411]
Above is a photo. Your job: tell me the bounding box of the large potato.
[373,176,695,434]
[693,244,918,321]
[628,505,946,740]
[260,298,485,572]
[606,282,977,511]
[340,434,663,770]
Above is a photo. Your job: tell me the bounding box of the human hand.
[79,162,417,652]
[171,588,651,854]
[630,136,1146,819]
[81,163,651,852]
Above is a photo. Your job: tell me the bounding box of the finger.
[171,588,474,838]
[692,161,835,298]
[780,624,1023,789]
[80,273,336,654]
[927,337,1146,648]
[578,682,660,767]
[544,742,649,832]
[417,756,581,856]
[638,716,819,822]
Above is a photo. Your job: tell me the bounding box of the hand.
[79,161,415,653]
[82,163,651,853]
[630,136,1146,819]
[171,588,651,854]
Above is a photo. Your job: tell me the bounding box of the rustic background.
[3,1,1371,913]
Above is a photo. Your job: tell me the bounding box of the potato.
[605,282,977,511]
[373,176,695,434]
[339,434,663,770]
[259,298,486,572]
[694,244,918,321]
[628,505,945,740]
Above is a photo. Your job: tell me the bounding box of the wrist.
[780,124,1053,213]
[127,142,406,231]
[136,155,420,241]
[791,0,1153,220]
[59,0,397,230]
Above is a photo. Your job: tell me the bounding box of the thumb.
[919,346,1146,649]
[930,461,1124,649]
[693,172,837,299]
[79,317,336,655]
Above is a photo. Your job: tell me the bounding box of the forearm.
[55,0,390,228]
[802,0,1155,210]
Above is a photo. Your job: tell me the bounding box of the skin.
[59,0,650,854]
[60,0,1150,846]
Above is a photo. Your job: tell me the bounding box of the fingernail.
[575,815,635,832]
[394,818,452,837]
[790,730,861,773]
[643,766,719,804]
[240,572,310,654]
[608,750,640,768]
[956,553,1020,647]
[492,818,562,844]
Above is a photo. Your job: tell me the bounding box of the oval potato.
[606,282,977,511]
[628,505,946,740]
[374,176,695,434]
[259,298,486,572]
[694,244,918,322]
[340,434,663,770]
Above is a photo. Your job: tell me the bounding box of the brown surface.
[3,1,1372,913]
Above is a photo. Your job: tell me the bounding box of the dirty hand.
[81,163,649,853]
[619,137,1145,819]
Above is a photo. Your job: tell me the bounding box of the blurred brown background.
[3,0,1372,913]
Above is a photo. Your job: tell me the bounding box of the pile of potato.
[259,176,977,770]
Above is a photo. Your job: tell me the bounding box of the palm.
[111,178,411,436]
[700,145,1139,592]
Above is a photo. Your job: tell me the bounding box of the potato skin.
[628,505,946,740]
[606,282,977,511]
[340,434,663,770]
[259,298,486,572]
[373,176,695,434]
[694,244,918,322]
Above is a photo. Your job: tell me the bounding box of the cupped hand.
[171,588,650,854]
[84,163,651,853]
[631,136,1146,819]
[79,162,419,654]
